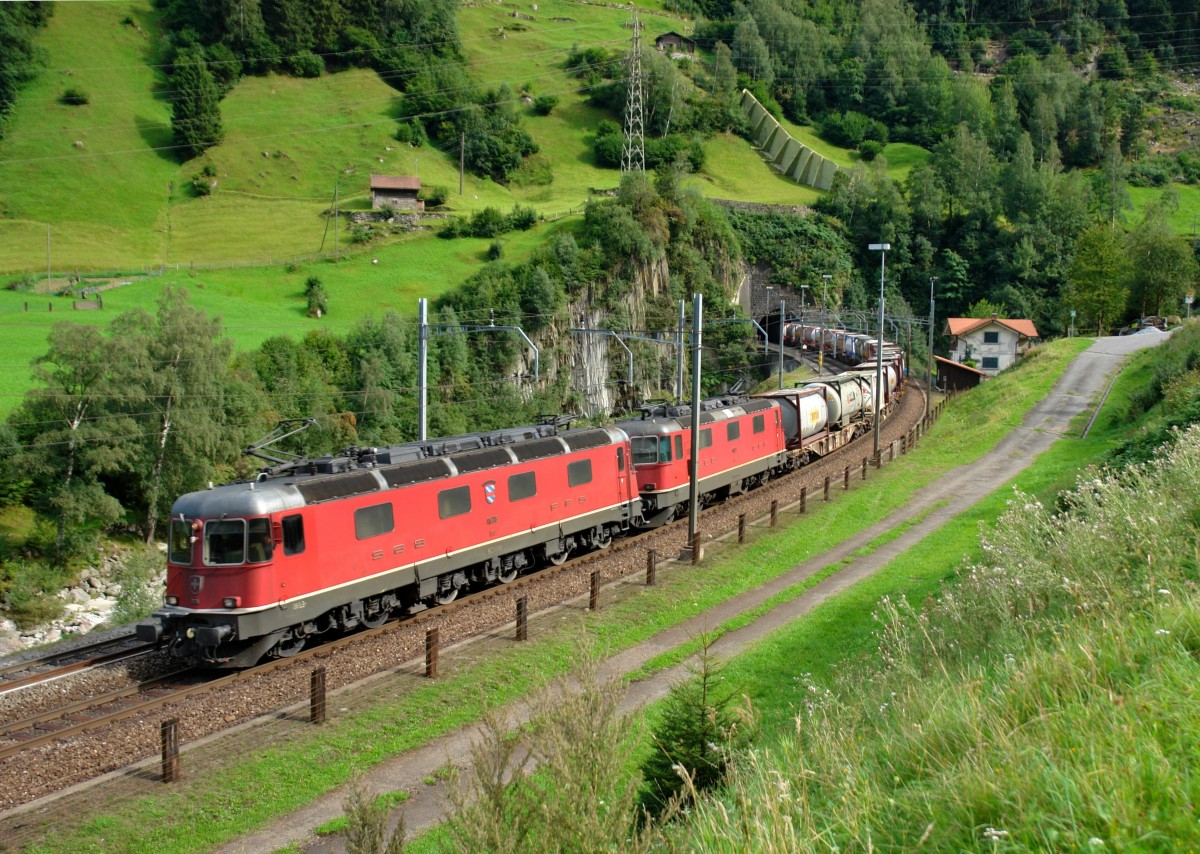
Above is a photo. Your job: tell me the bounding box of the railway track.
[0,386,926,812]
[0,634,157,695]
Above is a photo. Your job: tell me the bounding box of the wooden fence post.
[770,500,778,527]
[800,486,806,514]
[516,596,528,641]
[425,627,439,678]
[161,719,180,783]
[738,513,746,544]
[645,549,657,586]
[310,667,326,724]
[589,570,600,611]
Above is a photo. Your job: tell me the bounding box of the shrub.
[1128,156,1174,187]
[1,558,69,630]
[394,118,427,147]
[532,94,559,115]
[820,110,889,148]
[467,207,507,238]
[190,162,218,196]
[304,275,329,317]
[110,546,162,626]
[420,184,449,207]
[289,50,324,78]
[487,240,503,260]
[859,139,884,161]
[508,204,537,231]
[60,87,89,106]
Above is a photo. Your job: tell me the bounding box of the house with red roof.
[945,317,1040,375]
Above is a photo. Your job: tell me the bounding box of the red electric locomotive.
[138,421,639,667]
[615,397,792,528]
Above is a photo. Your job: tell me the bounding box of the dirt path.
[219,334,1165,854]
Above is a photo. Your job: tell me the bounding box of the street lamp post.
[778,297,785,389]
[927,276,936,421]
[818,274,831,377]
[764,286,774,367]
[868,244,890,458]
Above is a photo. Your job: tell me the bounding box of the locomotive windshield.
[204,518,274,566]
[168,519,193,565]
[631,436,672,466]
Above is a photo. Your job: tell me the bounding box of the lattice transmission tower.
[621,10,645,174]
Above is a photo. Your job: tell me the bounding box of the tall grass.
[674,424,1200,851]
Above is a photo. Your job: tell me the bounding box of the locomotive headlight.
[165,595,179,606]
[186,628,195,639]
[223,597,240,609]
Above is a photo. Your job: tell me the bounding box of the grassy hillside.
[0,1,176,269]
[0,219,573,416]
[0,0,857,276]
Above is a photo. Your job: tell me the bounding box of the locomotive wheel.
[272,635,306,658]
[361,608,390,629]
[498,566,519,583]
[548,547,573,566]
[594,528,612,550]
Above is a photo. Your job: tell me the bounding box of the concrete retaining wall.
[740,88,839,192]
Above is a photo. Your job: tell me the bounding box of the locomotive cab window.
[509,472,537,501]
[700,428,713,449]
[355,503,395,539]
[567,459,593,486]
[616,447,625,472]
[282,514,305,556]
[674,435,683,459]
[438,486,472,519]
[247,518,273,563]
[204,519,245,566]
[727,421,741,442]
[168,518,193,565]
[631,437,659,466]
[752,414,765,434]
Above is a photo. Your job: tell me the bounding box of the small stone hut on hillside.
[370,175,423,211]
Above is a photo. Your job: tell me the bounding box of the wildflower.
[1156,629,1171,636]
[1158,588,1171,596]
[983,827,1009,841]
[1089,838,1105,847]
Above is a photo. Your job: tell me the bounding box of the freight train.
[137,340,905,667]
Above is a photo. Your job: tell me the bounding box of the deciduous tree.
[1064,223,1131,335]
